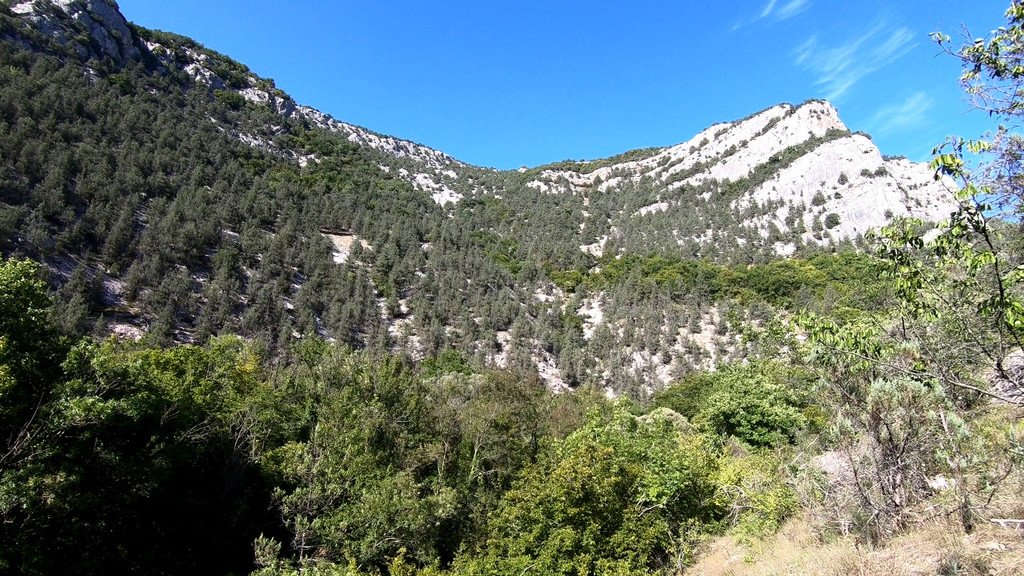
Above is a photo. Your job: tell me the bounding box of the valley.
[1,1,1022,575]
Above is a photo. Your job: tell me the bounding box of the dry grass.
[688,405,1024,575]
[689,513,1024,576]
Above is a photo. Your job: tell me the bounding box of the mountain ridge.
[4,0,955,228]
[0,0,959,393]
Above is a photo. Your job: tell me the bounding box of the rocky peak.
[524,99,956,256]
[527,100,850,195]
[10,0,140,63]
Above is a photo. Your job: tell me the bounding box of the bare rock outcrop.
[11,0,140,63]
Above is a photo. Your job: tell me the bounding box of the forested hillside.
[2,1,1024,575]
[0,0,959,396]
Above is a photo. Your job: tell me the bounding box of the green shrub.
[715,452,797,542]
[463,405,721,575]
[655,362,809,448]
[651,371,720,418]
[214,89,245,110]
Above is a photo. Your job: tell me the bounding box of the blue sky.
[117,0,1009,169]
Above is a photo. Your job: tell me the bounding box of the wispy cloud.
[794,36,818,65]
[794,22,916,100]
[774,0,810,20]
[733,0,810,30]
[865,92,934,136]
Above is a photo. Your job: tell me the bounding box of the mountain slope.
[0,0,957,394]
[521,101,953,257]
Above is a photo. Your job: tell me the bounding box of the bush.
[214,89,245,110]
[716,452,797,542]
[655,362,809,448]
[651,371,720,418]
[464,405,721,575]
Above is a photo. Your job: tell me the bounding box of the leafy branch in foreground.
[794,2,1024,543]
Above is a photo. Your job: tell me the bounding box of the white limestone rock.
[13,0,140,63]
[741,134,957,244]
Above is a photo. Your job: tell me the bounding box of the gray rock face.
[11,0,140,63]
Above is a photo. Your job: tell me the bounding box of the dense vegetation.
[0,257,804,575]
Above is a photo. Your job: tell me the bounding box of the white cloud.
[793,36,817,65]
[866,92,935,136]
[734,0,809,30]
[776,0,810,20]
[794,22,916,100]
